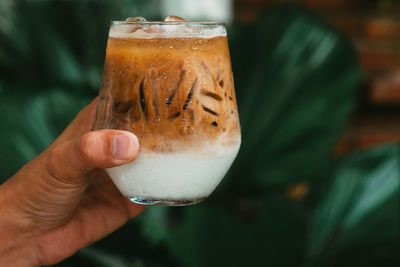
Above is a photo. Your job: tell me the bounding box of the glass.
[94,20,241,206]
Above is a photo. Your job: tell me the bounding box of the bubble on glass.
[164,16,186,22]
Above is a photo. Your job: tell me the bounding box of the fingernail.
[112,134,134,160]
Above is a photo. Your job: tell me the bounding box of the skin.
[0,98,146,266]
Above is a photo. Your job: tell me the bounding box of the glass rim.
[112,21,225,26]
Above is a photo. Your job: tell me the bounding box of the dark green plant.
[309,145,400,266]
[0,1,398,267]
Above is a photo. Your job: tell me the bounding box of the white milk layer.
[106,142,240,200]
[109,23,227,39]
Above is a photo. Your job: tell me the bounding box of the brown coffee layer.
[94,36,240,151]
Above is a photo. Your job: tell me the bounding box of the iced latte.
[94,17,241,206]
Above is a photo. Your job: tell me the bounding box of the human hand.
[0,98,146,266]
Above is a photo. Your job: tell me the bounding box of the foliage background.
[0,0,399,266]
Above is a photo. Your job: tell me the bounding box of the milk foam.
[109,23,227,39]
[106,142,240,200]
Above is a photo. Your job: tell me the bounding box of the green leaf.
[228,5,361,186]
[158,195,306,267]
[139,207,171,245]
[0,89,90,180]
[308,144,400,264]
[0,0,121,92]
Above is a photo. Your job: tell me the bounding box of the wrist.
[0,181,39,267]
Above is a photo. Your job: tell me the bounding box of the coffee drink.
[94,17,241,206]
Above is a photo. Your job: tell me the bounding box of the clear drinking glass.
[94,19,241,206]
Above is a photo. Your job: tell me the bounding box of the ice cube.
[164,16,186,22]
[144,25,165,34]
[122,17,147,34]
[125,17,147,22]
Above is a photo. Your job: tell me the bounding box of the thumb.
[46,129,139,183]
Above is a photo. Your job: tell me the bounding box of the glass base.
[129,197,206,206]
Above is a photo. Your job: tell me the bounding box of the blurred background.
[0,0,399,266]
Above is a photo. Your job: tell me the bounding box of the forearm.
[0,181,39,267]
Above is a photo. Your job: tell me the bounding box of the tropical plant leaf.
[0,0,121,92]
[308,144,400,266]
[0,89,91,180]
[150,194,307,267]
[228,5,361,187]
